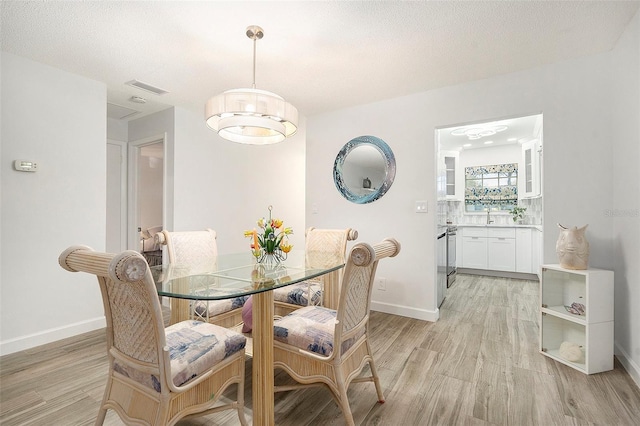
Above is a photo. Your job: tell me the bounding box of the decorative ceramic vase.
[556,224,589,270]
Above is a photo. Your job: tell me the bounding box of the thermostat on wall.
[14,160,38,172]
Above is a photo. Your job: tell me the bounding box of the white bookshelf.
[539,264,614,374]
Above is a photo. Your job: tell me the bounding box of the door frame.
[128,133,167,251]
[106,139,128,252]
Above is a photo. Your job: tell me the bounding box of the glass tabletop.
[150,250,344,300]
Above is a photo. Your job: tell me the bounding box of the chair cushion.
[192,295,248,318]
[274,306,336,355]
[166,321,246,387]
[272,281,322,306]
[114,320,246,392]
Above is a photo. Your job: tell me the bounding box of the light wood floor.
[1,274,639,425]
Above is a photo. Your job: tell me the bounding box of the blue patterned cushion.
[114,320,245,391]
[273,281,322,306]
[274,306,336,355]
[192,295,248,318]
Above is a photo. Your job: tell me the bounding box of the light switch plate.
[415,200,428,213]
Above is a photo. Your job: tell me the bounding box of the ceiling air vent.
[125,79,169,95]
[107,103,140,120]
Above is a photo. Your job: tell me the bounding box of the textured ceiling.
[2,1,638,120]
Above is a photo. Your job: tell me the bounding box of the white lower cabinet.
[487,235,516,271]
[516,228,533,273]
[461,227,487,269]
[539,264,614,374]
[462,236,487,269]
[460,225,539,274]
[461,226,517,271]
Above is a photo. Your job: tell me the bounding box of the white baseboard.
[371,301,439,322]
[0,316,106,356]
[615,341,640,389]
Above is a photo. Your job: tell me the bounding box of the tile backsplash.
[438,196,542,225]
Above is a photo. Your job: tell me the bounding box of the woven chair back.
[157,228,218,266]
[337,238,400,337]
[59,246,165,365]
[304,227,358,277]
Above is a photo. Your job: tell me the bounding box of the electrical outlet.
[376,277,386,291]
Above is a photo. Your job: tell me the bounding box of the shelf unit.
[539,264,614,374]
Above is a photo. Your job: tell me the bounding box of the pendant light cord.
[252,36,257,89]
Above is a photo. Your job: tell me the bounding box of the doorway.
[435,113,543,292]
[128,135,165,251]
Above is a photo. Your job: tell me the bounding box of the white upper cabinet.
[520,139,541,198]
[440,150,463,200]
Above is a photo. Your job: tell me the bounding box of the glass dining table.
[150,250,345,426]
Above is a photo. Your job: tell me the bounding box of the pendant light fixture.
[205,25,298,145]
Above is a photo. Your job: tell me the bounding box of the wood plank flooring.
[1,273,639,425]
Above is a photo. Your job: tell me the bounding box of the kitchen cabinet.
[540,264,614,374]
[516,228,533,273]
[440,150,462,200]
[521,139,541,198]
[460,226,540,274]
[487,228,516,271]
[461,227,488,269]
[532,227,542,277]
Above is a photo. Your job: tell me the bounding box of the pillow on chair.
[241,296,253,333]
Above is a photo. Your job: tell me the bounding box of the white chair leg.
[334,369,355,426]
[368,358,385,403]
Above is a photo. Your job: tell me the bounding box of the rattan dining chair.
[155,228,247,327]
[273,227,358,317]
[58,246,247,426]
[272,238,401,426]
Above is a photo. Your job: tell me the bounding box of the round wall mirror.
[333,135,396,204]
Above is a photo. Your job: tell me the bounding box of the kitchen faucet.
[487,210,494,224]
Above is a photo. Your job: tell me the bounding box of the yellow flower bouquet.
[244,205,293,264]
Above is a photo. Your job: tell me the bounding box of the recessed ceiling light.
[463,143,472,147]
[484,140,494,144]
[508,137,517,142]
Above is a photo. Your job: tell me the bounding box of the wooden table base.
[251,290,275,425]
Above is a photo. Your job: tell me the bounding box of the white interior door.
[128,135,165,251]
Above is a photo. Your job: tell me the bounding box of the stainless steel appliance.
[446,225,457,288]
[436,228,447,307]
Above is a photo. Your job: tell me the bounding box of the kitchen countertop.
[453,223,543,230]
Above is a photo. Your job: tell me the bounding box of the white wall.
[107,117,128,141]
[1,52,107,354]
[610,10,640,386]
[306,33,630,366]
[127,107,307,254]
[459,144,521,169]
[170,108,307,254]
